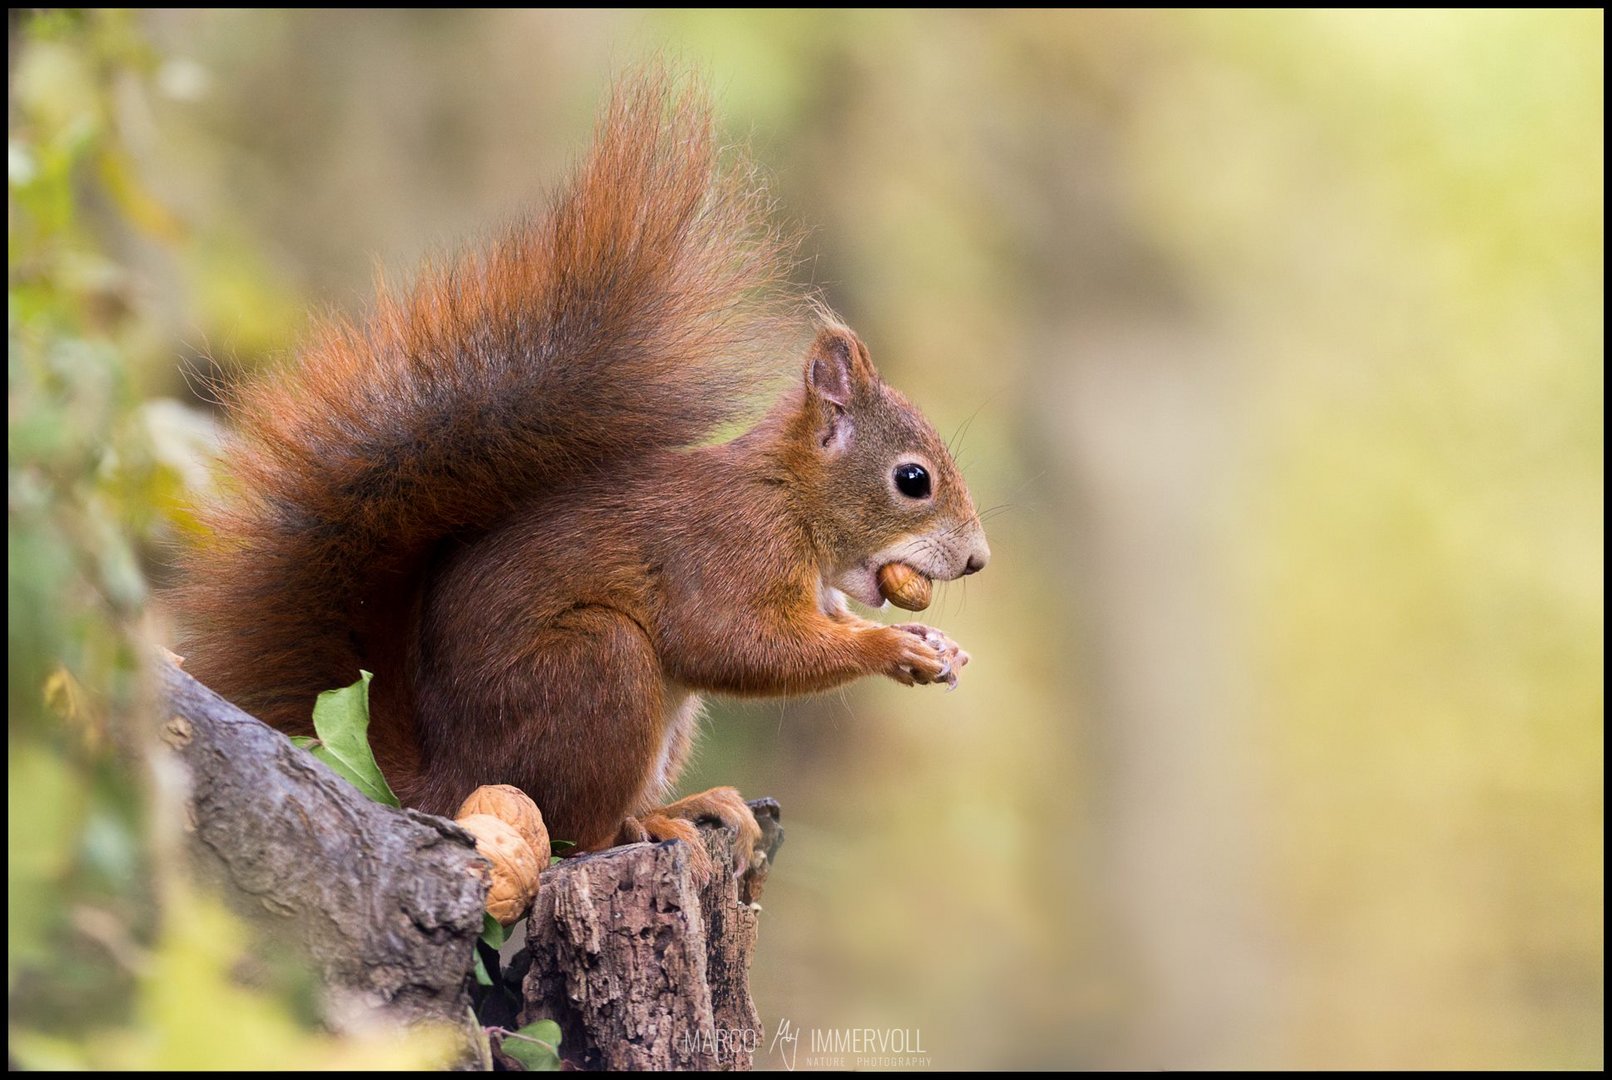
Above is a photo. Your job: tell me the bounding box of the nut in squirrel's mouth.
[876,562,933,612]
[834,559,935,612]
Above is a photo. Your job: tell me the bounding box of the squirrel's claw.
[888,623,970,690]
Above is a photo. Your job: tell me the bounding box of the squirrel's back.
[172,72,801,751]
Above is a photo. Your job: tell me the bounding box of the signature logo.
[769,1017,800,1071]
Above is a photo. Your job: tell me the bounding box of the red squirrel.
[172,73,990,877]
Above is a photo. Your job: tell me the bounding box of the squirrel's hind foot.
[621,786,762,885]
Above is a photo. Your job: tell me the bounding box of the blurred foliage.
[8,10,453,1068]
[11,888,458,1070]
[8,8,1602,1071]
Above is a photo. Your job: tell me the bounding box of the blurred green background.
[8,9,1602,1070]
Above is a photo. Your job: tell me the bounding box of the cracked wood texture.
[159,659,785,1071]
[509,799,785,1071]
[157,660,488,1031]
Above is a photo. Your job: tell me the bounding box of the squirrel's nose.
[964,552,987,575]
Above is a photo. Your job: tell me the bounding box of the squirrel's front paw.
[884,624,970,689]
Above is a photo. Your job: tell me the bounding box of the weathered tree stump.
[504,800,783,1070]
[158,658,782,1071]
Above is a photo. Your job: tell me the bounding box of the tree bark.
[157,660,487,1032]
[158,659,783,1071]
[506,800,784,1071]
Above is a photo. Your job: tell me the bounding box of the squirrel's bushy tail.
[173,71,800,731]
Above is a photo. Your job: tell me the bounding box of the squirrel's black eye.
[893,462,931,499]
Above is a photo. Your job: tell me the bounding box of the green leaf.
[307,671,398,807]
[550,839,576,853]
[501,1020,562,1071]
[480,912,507,950]
[472,949,492,988]
[473,915,505,988]
[287,735,317,750]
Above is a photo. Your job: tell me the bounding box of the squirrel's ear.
[804,327,875,453]
[804,327,877,408]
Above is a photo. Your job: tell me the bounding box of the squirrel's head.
[792,323,990,610]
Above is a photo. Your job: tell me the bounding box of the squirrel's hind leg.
[615,688,762,882]
[416,603,667,853]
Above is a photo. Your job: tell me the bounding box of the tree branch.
[158,659,784,1071]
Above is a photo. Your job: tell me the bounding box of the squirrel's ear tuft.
[804,326,876,408]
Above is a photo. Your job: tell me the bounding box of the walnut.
[456,784,550,858]
[456,813,541,925]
